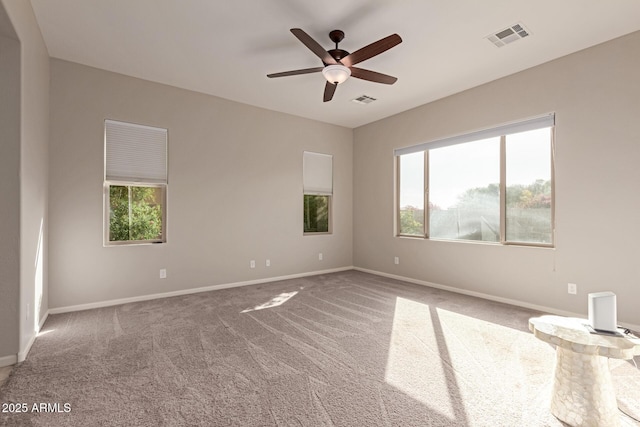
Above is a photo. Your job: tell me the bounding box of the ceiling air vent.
[486,23,530,47]
[351,95,377,105]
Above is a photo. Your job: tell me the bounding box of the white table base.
[550,347,619,427]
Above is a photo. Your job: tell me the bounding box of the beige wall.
[0,27,21,360]
[0,0,50,363]
[48,59,353,309]
[354,31,640,326]
[8,9,640,340]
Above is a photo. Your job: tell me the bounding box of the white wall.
[0,13,21,363]
[48,59,353,310]
[0,0,50,363]
[353,31,640,326]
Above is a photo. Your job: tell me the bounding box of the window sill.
[104,241,166,247]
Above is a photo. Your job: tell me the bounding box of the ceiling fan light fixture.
[322,64,351,84]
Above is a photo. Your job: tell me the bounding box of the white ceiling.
[30,0,640,128]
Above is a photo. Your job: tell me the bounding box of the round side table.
[529,315,640,427]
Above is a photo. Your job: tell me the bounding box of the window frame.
[395,118,555,247]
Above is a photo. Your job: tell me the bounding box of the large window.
[303,151,332,234]
[396,115,554,246]
[104,120,167,245]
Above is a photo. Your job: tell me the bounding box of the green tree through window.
[452,179,552,242]
[109,185,163,242]
[304,195,329,233]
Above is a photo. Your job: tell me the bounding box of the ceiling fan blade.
[290,28,338,65]
[341,34,402,67]
[267,67,323,78]
[350,67,398,85]
[323,81,337,102]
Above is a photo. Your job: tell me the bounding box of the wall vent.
[486,23,530,47]
[351,95,377,105]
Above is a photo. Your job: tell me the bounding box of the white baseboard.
[354,267,640,333]
[39,310,49,331]
[18,337,35,363]
[0,354,17,368]
[17,310,50,363]
[49,266,354,315]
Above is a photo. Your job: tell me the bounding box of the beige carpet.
[1,271,639,426]
[0,368,11,389]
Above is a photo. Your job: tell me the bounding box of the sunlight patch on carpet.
[241,291,299,313]
[384,297,456,421]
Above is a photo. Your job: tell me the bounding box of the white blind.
[105,119,167,183]
[303,151,333,195]
[394,113,555,156]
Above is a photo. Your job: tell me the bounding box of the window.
[108,185,165,242]
[429,137,500,242]
[398,151,425,236]
[505,128,553,244]
[395,114,554,246]
[304,195,330,233]
[303,151,332,234]
[104,120,167,245]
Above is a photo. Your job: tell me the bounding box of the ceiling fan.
[267,28,402,102]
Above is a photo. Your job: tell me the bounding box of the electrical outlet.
[159,269,167,279]
[250,260,256,269]
[266,259,271,267]
[394,257,399,265]
[318,253,323,261]
[568,283,577,295]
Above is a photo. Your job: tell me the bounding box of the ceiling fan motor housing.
[327,30,349,64]
[326,49,349,64]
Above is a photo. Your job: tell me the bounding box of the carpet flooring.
[0,368,10,389]
[1,271,639,426]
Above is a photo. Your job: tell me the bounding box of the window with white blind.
[303,151,332,234]
[104,119,167,245]
[395,114,555,246]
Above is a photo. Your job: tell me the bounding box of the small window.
[303,151,332,234]
[104,120,167,245]
[108,184,165,242]
[304,195,330,233]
